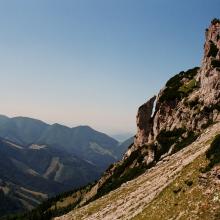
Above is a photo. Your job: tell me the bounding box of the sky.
[0,0,219,137]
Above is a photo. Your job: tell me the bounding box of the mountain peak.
[203,18,220,63]
[198,19,220,107]
[130,19,220,163]
[73,125,93,130]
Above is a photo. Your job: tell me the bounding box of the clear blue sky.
[0,0,219,135]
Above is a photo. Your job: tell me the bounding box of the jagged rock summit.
[130,18,220,164]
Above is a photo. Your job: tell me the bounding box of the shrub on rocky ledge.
[211,18,220,25]
[159,67,199,103]
[211,59,220,68]
[207,41,219,57]
[204,134,220,172]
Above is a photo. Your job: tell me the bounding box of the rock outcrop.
[132,18,220,161]
[79,18,220,207]
[199,19,220,106]
[134,96,156,147]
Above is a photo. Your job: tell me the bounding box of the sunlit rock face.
[122,19,220,168]
[68,20,220,207]
[134,96,156,147]
[199,19,220,106]
[137,19,220,155]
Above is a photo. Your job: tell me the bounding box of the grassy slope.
[54,123,220,220]
[133,155,217,219]
[133,141,220,220]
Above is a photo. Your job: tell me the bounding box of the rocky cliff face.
[132,18,220,161]
[85,19,220,202]
[134,96,156,147]
[199,19,220,106]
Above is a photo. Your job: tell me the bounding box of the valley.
[0,116,132,217]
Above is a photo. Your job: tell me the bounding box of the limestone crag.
[134,96,156,147]
[199,19,220,106]
[52,19,220,215]
[78,19,220,207]
[133,19,220,160]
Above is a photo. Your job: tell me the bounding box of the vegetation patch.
[134,137,220,220]
[184,97,200,109]
[132,154,219,220]
[201,119,214,129]
[159,67,199,103]
[211,18,220,25]
[172,131,198,154]
[156,128,198,156]
[203,134,220,172]
[184,179,193,187]
[207,41,218,57]
[202,104,220,114]
[156,128,186,155]
[211,59,220,68]
[94,149,146,199]
[2,184,94,220]
[178,79,197,94]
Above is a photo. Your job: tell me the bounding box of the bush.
[187,98,199,108]
[172,131,197,154]
[156,128,186,155]
[207,41,218,57]
[178,79,197,94]
[202,104,220,114]
[159,67,199,103]
[165,71,185,88]
[3,182,96,220]
[211,18,220,25]
[211,59,220,68]
[203,134,220,172]
[184,179,193,187]
[159,88,182,103]
[93,144,160,200]
[95,148,146,198]
[201,119,213,129]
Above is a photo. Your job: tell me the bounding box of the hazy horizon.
[0,113,133,140]
[0,0,219,135]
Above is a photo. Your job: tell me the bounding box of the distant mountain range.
[0,115,132,169]
[0,115,133,216]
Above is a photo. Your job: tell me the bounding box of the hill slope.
[56,122,220,220]
[0,138,101,217]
